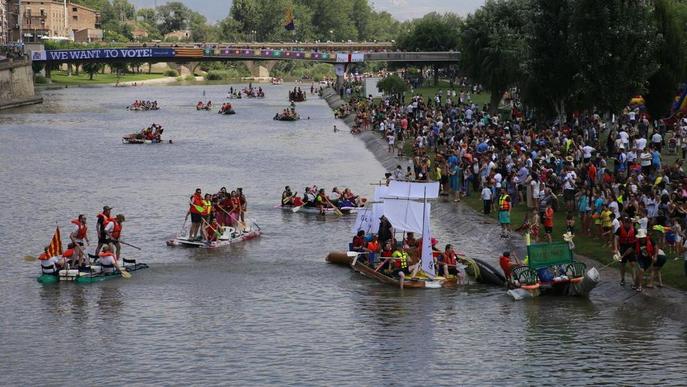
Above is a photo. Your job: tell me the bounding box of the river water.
[1,84,685,386]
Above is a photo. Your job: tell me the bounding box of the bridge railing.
[125,41,395,52]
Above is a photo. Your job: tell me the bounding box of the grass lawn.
[50,71,167,85]
[460,193,687,290]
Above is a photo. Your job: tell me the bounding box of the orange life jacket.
[38,252,50,261]
[106,219,122,239]
[71,219,88,239]
[62,248,75,258]
[190,194,204,214]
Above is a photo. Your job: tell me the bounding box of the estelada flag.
[284,7,295,31]
[47,226,63,257]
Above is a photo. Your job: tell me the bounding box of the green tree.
[521,0,576,122]
[82,62,103,80]
[157,1,191,35]
[570,0,659,114]
[137,8,157,24]
[377,74,408,97]
[461,0,528,113]
[645,0,687,119]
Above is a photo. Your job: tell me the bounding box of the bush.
[184,74,196,81]
[176,76,183,82]
[206,71,223,81]
[34,75,49,84]
[164,69,178,77]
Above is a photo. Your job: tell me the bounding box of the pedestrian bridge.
[31,45,459,65]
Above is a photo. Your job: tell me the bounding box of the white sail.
[351,204,382,234]
[386,181,440,199]
[420,208,435,276]
[373,186,390,201]
[382,199,429,234]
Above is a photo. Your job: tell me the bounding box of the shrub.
[164,69,178,77]
[206,71,223,81]
[34,75,49,84]
[184,74,196,81]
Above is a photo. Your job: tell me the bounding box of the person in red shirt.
[351,230,366,252]
[365,234,381,266]
[499,251,521,279]
[544,203,555,243]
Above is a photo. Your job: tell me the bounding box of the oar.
[214,203,246,230]
[374,257,391,273]
[116,240,142,250]
[292,204,304,213]
[24,255,37,262]
[120,270,131,279]
[325,197,343,216]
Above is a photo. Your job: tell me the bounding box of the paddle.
[214,203,246,230]
[114,239,142,250]
[374,257,391,273]
[326,197,343,216]
[120,270,131,279]
[24,255,37,262]
[292,204,305,213]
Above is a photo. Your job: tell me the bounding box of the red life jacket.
[38,252,50,261]
[62,248,75,258]
[71,219,88,240]
[617,225,636,245]
[99,251,115,258]
[105,219,122,239]
[635,238,655,257]
[190,194,204,214]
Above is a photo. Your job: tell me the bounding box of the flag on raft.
[47,226,63,257]
[284,7,295,31]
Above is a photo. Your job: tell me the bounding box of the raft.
[280,204,357,215]
[273,114,300,121]
[166,222,261,249]
[37,259,149,284]
[122,137,161,144]
[326,251,354,266]
[219,109,236,115]
[351,256,458,289]
[468,258,506,287]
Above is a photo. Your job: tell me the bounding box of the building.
[0,0,8,44]
[131,27,148,41]
[13,0,101,43]
[164,29,191,41]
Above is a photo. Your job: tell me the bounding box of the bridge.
[29,43,459,82]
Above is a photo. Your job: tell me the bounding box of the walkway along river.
[0,84,685,385]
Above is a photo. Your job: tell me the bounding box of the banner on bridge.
[32,48,175,62]
[335,52,364,63]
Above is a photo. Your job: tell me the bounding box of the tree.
[157,1,191,35]
[377,74,408,99]
[461,1,528,113]
[82,62,103,80]
[396,13,462,86]
[137,8,156,24]
[569,0,659,114]
[521,0,577,122]
[645,0,687,119]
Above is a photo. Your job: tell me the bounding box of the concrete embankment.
[321,88,687,320]
[0,59,43,110]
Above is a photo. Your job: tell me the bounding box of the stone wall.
[0,59,43,110]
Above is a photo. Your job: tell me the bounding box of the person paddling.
[98,245,125,274]
[95,206,113,255]
[104,214,125,260]
[188,188,204,241]
[69,214,89,267]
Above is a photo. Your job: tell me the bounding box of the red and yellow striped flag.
[47,226,63,257]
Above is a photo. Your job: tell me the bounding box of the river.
[0,84,685,386]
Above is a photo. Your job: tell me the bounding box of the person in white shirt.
[635,137,647,150]
[481,184,493,215]
[581,144,595,162]
[651,131,663,152]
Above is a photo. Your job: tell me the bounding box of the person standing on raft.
[70,214,90,267]
[95,206,113,255]
[104,214,125,260]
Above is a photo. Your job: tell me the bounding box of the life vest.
[105,219,122,239]
[367,241,380,252]
[190,194,204,214]
[617,225,636,245]
[71,219,88,240]
[38,252,50,261]
[62,248,75,258]
[96,212,111,229]
[393,250,408,269]
[201,200,212,216]
[498,194,511,211]
[636,238,655,258]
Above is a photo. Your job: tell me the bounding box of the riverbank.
[49,71,169,85]
[322,87,687,321]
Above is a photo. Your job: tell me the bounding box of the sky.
[129,0,486,24]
